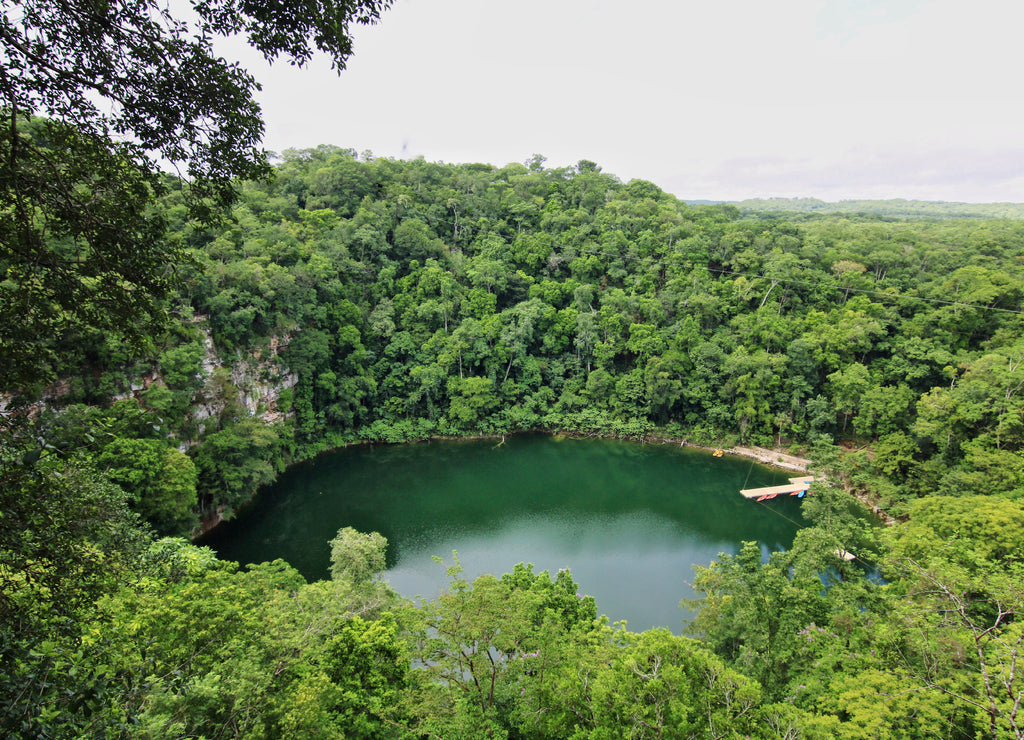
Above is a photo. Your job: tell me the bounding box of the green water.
[201,434,805,631]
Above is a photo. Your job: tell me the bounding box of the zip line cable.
[741,456,756,492]
[570,246,1024,316]
[745,479,879,571]
[414,187,1022,316]
[703,266,1024,316]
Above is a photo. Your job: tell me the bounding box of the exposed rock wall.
[2,321,296,437]
[190,325,297,430]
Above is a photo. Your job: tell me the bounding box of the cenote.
[201,435,806,631]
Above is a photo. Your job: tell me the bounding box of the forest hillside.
[4,148,1024,737]
[18,148,1024,528]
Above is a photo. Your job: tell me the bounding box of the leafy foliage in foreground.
[2,0,393,388]
[6,487,1020,738]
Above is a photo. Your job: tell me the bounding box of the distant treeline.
[735,196,1024,220]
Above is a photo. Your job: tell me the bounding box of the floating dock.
[740,477,814,501]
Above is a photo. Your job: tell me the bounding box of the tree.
[881,550,1023,738]
[827,362,871,434]
[686,541,828,699]
[0,451,148,737]
[447,376,498,427]
[871,501,1024,738]
[407,560,596,738]
[284,615,409,739]
[329,527,387,587]
[0,117,177,388]
[193,418,284,515]
[514,625,764,739]
[817,668,970,740]
[82,531,408,739]
[97,437,198,533]
[0,0,393,389]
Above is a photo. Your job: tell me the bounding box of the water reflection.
[202,435,805,632]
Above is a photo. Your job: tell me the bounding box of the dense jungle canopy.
[25,148,1024,523]
[4,145,1024,739]
[3,1,1024,737]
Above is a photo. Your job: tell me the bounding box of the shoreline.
[195,429,819,539]
[718,445,812,473]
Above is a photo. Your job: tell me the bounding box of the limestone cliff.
[186,324,297,436]
[2,319,296,440]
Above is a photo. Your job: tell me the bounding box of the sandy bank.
[727,446,813,473]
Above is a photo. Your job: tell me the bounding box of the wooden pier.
[740,477,814,501]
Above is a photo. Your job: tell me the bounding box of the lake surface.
[201,435,805,631]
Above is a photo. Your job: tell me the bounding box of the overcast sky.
[226,0,1024,203]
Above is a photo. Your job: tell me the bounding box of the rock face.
[2,320,296,439]
[190,326,297,430]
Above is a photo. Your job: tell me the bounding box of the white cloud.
[220,0,1024,202]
